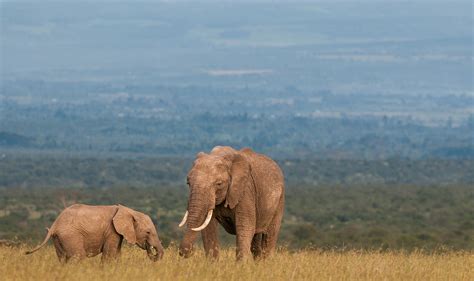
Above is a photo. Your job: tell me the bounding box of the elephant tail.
[24,227,54,255]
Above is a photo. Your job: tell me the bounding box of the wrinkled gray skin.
[25,204,164,263]
[179,146,285,260]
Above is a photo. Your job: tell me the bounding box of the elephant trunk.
[179,229,199,258]
[179,190,214,258]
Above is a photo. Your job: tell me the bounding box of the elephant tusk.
[178,211,189,228]
[191,209,213,231]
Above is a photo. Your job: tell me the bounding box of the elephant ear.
[225,154,251,209]
[113,205,137,244]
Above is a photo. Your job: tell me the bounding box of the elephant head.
[113,205,164,261]
[179,146,252,257]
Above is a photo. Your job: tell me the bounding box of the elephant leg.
[201,217,220,259]
[236,232,253,260]
[261,201,284,258]
[251,233,263,259]
[65,249,87,262]
[58,233,87,262]
[102,235,123,262]
[261,228,278,258]
[52,235,67,263]
[235,209,256,261]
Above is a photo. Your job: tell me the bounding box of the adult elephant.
[178,146,285,260]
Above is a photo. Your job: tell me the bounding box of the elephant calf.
[25,204,164,263]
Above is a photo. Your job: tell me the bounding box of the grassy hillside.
[1,185,473,251]
[1,246,471,281]
[1,155,473,188]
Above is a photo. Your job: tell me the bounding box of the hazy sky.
[1,0,472,94]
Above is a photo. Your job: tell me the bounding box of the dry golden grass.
[1,245,472,281]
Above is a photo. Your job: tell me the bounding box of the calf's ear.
[113,205,137,244]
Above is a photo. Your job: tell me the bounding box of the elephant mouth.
[145,242,163,262]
